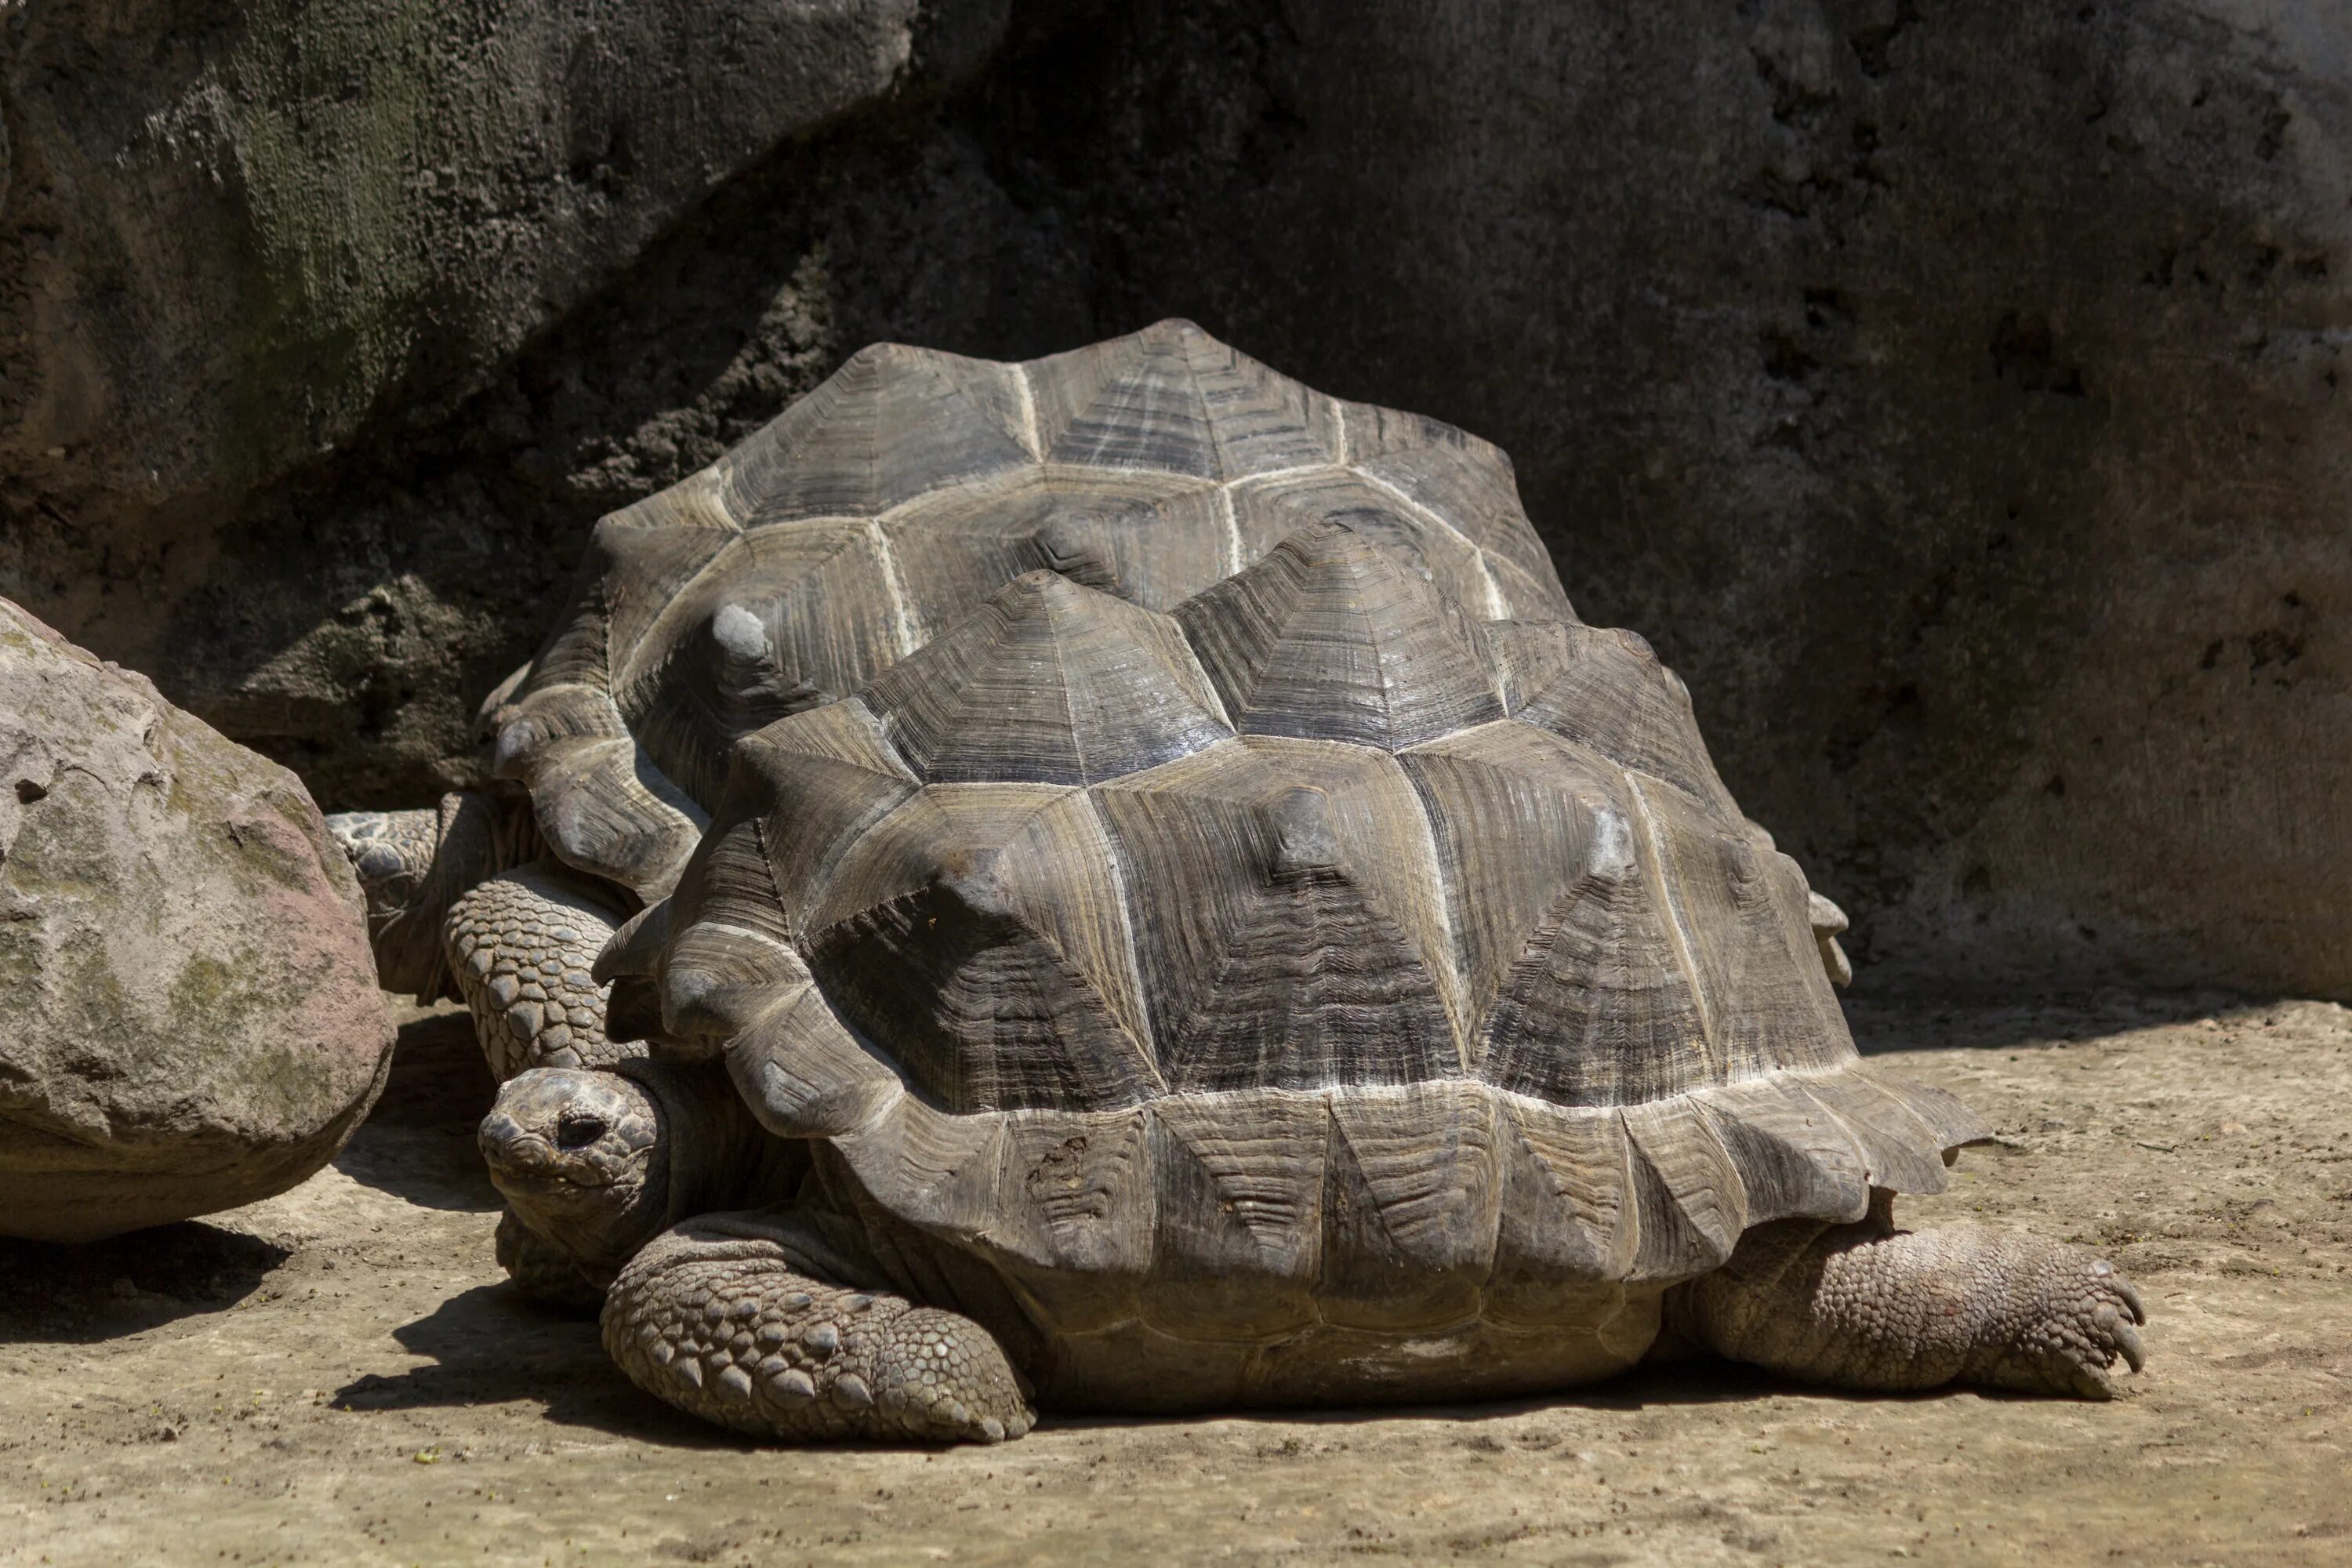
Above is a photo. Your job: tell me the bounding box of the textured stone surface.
[0,0,986,515]
[5,0,2350,1000]
[0,599,394,1243]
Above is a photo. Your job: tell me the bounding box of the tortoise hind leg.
[1674,1193,2147,1398]
[603,1210,1035,1444]
[443,862,635,1080]
[329,791,504,1000]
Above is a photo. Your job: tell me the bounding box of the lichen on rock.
[0,598,395,1243]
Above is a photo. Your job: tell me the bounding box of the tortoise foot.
[1681,1214,2149,1399]
[1951,1236,2147,1399]
[604,1211,1035,1444]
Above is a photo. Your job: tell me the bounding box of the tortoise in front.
[481,527,2145,1443]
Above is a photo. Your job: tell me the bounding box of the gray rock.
[0,600,395,1243]
[0,0,993,520]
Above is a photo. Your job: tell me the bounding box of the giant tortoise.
[331,323,1824,1090]
[478,528,2143,1443]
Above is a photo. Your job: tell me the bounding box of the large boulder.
[0,600,394,1243]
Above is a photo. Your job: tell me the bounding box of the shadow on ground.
[367,1003,499,1128]
[1843,985,2274,1054]
[1039,1356,1980,1448]
[331,1283,731,1444]
[332,1002,503,1213]
[0,1221,290,1342]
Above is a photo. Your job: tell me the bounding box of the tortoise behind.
[485,532,2144,1443]
[331,321,1743,1085]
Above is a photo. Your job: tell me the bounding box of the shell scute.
[862,572,1232,788]
[881,467,1231,637]
[1349,432,1570,613]
[1690,1078,1871,1226]
[724,973,902,1139]
[1174,520,1504,752]
[1486,1098,1634,1322]
[1091,736,1465,1091]
[1319,1083,1502,1331]
[800,783,1160,1115]
[615,522,905,808]
[518,731,707,902]
[1632,775,1847,1080]
[1025,320,1341,481]
[722,341,1033,524]
[1143,1091,1326,1340]
[724,702,917,935]
[1226,469,1504,626]
[1620,1098,1748,1281]
[975,1110,1158,1334]
[1399,720,1708,1105]
[1502,620,1737,814]
[829,1091,1004,1240]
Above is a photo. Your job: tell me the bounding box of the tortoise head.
[480,1068,672,1272]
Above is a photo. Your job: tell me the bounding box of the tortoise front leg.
[1675,1193,2147,1398]
[444,862,634,1080]
[603,1210,1035,1444]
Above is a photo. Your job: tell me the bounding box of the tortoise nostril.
[555,1114,608,1150]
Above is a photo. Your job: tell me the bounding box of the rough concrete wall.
[0,0,982,509]
[2,0,1058,803]
[5,0,2349,1000]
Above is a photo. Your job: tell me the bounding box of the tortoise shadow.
[332,1283,730,1446]
[341,1296,1986,1454]
[365,1004,499,1130]
[1842,984,2262,1056]
[1036,1356,1971,1441]
[0,1222,291,1344]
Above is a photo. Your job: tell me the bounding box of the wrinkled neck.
[619,1055,779,1227]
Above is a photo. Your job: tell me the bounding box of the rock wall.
[5,0,2348,999]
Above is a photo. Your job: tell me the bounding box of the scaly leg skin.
[1676,1200,2147,1398]
[603,1212,1036,1444]
[495,1208,611,1315]
[444,864,633,1080]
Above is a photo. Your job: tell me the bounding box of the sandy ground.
[2,990,2347,1567]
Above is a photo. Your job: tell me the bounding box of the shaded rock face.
[4,0,2349,1000]
[0,0,982,514]
[0,601,394,1243]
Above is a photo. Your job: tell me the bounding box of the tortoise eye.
[555,1114,608,1150]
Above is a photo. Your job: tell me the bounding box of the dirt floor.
[2,990,2347,1567]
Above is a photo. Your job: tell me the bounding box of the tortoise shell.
[492,321,1571,904]
[642,524,1986,1350]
